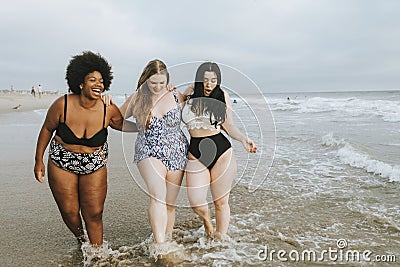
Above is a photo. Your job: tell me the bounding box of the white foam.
[148,240,186,261]
[81,240,117,266]
[33,109,47,115]
[268,96,400,122]
[346,200,400,232]
[322,134,400,182]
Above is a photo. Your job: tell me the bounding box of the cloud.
[1,0,400,93]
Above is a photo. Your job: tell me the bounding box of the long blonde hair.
[131,59,169,129]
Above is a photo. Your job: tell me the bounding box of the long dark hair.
[190,62,226,127]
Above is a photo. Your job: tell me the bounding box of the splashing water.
[81,241,116,266]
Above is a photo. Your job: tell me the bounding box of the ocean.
[0,90,399,266]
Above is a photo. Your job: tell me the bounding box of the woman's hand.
[34,160,46,183]
[241,138,258,153]
[167,84,176,92]
[101,94,114,106]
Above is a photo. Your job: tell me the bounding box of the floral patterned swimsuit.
[134,91,188,170]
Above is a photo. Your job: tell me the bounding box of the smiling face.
[203,71,218,96]
[81,71,104,99]
[147,73,167,95]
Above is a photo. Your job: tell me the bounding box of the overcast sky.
[1,0,400,94]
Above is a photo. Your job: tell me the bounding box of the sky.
[1,0,400,94]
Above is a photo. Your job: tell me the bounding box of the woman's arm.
[108,104,138,132]
[176,85,194,108]
[101,93,135,119]
[34,98,63,183]
[221,91,257,153]
[182,85,194,100]
[177,91,185,103]
[119,93,134,119]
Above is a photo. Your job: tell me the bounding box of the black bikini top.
[56,94,108,147]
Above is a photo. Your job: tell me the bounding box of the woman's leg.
[137,158,168,243]
[47,160,85,241]
[165,170,184,238]
[210,148,237,236]
[186,154,214,237]
[79,167,107,246]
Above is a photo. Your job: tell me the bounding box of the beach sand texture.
[0,92,57,114]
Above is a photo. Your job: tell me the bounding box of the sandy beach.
[0,92,60,115]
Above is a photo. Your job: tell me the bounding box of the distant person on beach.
[38,84,43,98]
[181,62,257,240]
[104,59,188,254]
[31,86,36,97]
[34,51,138,249]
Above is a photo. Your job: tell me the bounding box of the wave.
[110,92,400,122]
[322,133,400,182]
[268,96,400,122]
[346,200,400,233]
[33,109,47,115]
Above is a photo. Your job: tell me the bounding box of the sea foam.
[322,133,400,182]
[269,96,400,122]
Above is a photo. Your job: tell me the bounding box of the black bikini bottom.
[188,133,232,170]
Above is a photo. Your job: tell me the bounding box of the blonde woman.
[119,60,188,249]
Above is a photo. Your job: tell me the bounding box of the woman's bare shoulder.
[49,95,67,110]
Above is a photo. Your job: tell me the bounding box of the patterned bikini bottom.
[49,138,108,175]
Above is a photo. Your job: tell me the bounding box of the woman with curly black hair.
[181,62,257,240]
[34,51,137,248]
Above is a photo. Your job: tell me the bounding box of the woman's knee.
[147,193,166,216]
[166,204,175,213]
[214,197,229,211]
[82,207,104,222]
[149,194,165,202]
[188,194,207,209]
[147,187,167,202]
[90,212,103,222]
[191,204,208,216]
[60,208,80,220]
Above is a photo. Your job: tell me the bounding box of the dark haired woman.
[34,51,137,248]
[181,62,257,240]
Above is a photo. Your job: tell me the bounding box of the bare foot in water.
[149,241,188,263]
[204,218,214,238]
[165,232,173,242]
[214,231,231,242]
